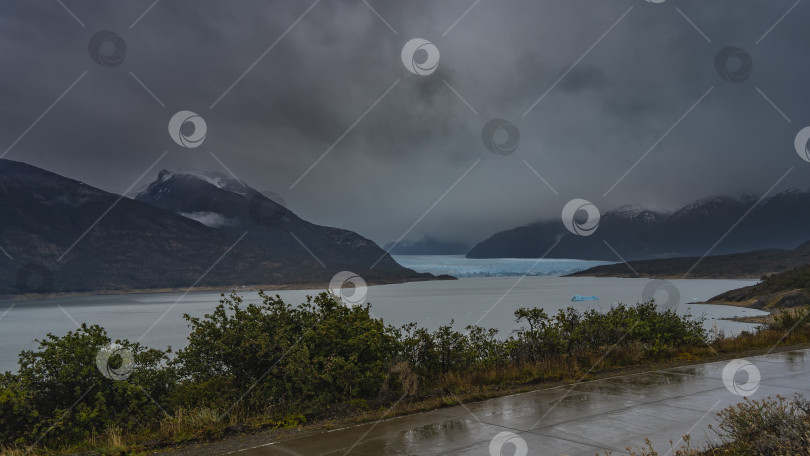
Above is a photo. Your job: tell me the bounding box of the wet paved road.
[233,350,810,456]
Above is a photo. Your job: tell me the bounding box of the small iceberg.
[571,295,599,302]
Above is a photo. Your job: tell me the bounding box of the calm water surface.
[0,276,764,373]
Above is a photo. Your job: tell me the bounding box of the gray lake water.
[0,275,764,373]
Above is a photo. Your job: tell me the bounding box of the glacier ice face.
[392,255,612,278]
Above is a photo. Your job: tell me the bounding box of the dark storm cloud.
[1,0,809,246]
[558,65,610,93]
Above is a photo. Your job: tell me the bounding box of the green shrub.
[512,301,706,362]
[0,294,713,451]
[172,292,401,415]
[0,324,171,447]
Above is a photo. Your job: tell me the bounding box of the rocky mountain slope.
[0,160,436,296]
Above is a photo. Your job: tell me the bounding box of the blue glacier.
[392,255,613,278]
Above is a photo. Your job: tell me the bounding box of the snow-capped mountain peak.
[154,168,248,196]
[669,195,744,220]
[606,204,666,223]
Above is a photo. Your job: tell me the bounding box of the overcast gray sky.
[2,0,809,247]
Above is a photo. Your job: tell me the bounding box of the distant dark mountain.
[135,168,427,282]
[468,192,810,261]
[0,160,436,296]
[568,241,810,279]
[383,236,469,255]
[467,204,669,260]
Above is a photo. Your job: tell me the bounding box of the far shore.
[566,271,764,280]
[0,273,757,304]
[0,275,457,302]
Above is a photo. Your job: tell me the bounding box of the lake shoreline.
[0,275,457,302]
[0,276,766,375]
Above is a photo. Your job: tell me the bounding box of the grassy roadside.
[2,297,809,456]
[11,341,810,455]
[158,341,810,456]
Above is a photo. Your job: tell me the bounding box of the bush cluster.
[0,325,171,448]
[617,395,810,455]
[710,394,810,453]
[0,292,707,450]
[772,306,810,332]
[510,303,705,361]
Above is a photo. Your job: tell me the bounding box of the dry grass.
[613,395,810,455]
[603,436,703,456]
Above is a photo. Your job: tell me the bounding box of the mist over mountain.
[0,160,435,296]
[468,192,810,261]
[383,236,469,255]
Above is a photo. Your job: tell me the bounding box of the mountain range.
[0,159,437,296]
[467,192,810,261]
[6,158,810,296]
